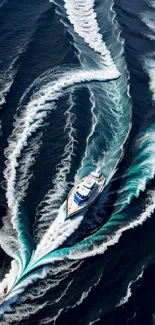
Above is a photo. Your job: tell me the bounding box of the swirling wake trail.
[48,0,130,189]
[30,88,103,265]
[30,55,155,265]
[34,92,78,243]
[12,269,76,324]
[38,272,102,325]
[77,79,131,183]
[16,185,155,277]
[0,68,119,307]
[63,0,117,69]
[50,0,121,73]
[76,87,96,178]
[32,203,83,264]
[0,0,128,314]
[20,262,80,303]
[37,188,155,264]
[1,2,154,322]
[112,11,155,214]
[32,84,128,266]
[1,0,128,310]
[4,68,119,240]
[113,124,155,213]
[58,0,130,180]
[0,268,48,321]
[0,261,81,323]
[56,56,155,261]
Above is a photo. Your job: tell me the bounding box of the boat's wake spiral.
[0,0,132,317]
[0,65,121,310]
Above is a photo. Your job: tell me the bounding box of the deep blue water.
[0,0,155,324]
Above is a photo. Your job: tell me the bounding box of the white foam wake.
[113,57,155,211]
[24,190,155,270]
[76,87,96,178]
[1,67,120,308]
[0,213,20,259]
[0,41,28,107]
[143,57,155,102]
[67,273,102,309]
[148,0,155,8]
[41,273,103,324]
[117,266,144,307]
[32,202,83,263]
[67,189,155,260]
[114,124,155,212]
[0,260,19,296]
[15,134,42,202]
[0,259,23,313]
[141,9,155,41]
[141,12,155,31]
[4,68,119,235]
[0,268,48,322]
[0,60,17,107]
[20,262,79,302]
[62,0,119,71]
[34,92,77,242]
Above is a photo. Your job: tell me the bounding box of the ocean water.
[0,0,155,324]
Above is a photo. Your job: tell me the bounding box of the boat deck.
[67,178,84,216]
[66,175,105,218]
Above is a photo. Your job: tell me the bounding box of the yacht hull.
[66,174,105,218]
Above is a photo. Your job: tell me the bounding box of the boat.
[66,168,106,218]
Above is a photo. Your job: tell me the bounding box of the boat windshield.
[76,192,86,199]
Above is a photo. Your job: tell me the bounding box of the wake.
[56,55,155,261]
[63,0,118,69]
[0,0,128,316]
[34,92,77,242]
[4,68,119,246]
[0,67,119,312]
[0,0,154,322]
[48,188,155,262]
[113,124,155,213]
[0,61,17,107]
[117,266,144,307]
[32,203,83,264]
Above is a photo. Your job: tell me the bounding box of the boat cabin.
[74,179,96,205]
[90,169,102,178]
